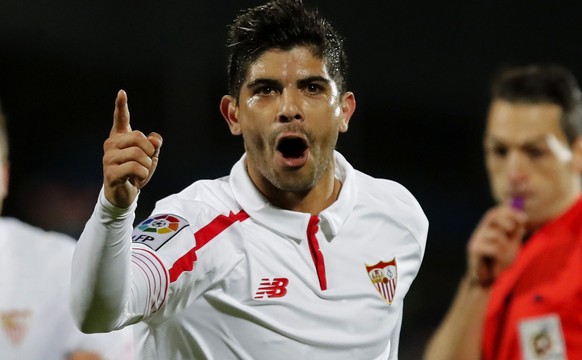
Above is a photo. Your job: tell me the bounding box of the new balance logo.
[254,278,289,299]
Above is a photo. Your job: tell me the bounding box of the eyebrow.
[246,75,331,90]
[485,135,550,147]
[246,78,281,89]
[297,75,331,87]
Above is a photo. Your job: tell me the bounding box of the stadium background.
[1,1,581,357]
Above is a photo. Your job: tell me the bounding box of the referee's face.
[484,100,582,230]
[220,46,355,204]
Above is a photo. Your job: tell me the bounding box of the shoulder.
[0,217,76,247]
[160,176,232,206]
[0,217,76,260]
[144,176,241,232]
[354,171,424,212]
[336,152,424,217]
[353,171,429,250]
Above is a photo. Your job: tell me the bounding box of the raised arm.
[70,90,163,333]
[423,205,526,360]
[104,89,162,207]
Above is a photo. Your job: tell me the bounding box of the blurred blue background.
[1,1,581,358]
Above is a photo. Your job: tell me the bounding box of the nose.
[507,150,528,187]
[277,89,303,123]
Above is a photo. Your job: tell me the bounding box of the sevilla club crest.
[1,309,31,345]
[366,258,397,304]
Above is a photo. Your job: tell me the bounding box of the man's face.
[223,46,354,194]
[484,99,581,228]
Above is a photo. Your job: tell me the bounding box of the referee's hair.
[490,64,582,145]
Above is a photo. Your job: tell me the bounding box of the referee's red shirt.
[482,197,582,359]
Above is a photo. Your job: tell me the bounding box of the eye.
[255,86,276,95]
[524,146,547,159]
[305,83,325,94]
[488,144,508,158]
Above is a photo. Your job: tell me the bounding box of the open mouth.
[277,137,308,158]
[277,135,309,169]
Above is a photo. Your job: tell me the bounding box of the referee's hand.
[466,204,527,287]
[103,90,163,208]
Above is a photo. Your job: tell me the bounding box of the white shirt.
[72,151,428,360]
[0,217,134,360]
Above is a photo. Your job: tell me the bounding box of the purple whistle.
[511,197,524,210]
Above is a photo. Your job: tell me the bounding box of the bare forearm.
[423,276,490,360]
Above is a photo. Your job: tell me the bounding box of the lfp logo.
[138,214,182,234]
[132,214,189,250]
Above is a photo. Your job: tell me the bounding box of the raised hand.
[103,90,162,208]
[466,204,527,287]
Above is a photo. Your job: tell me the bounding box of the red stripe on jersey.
[307,215,327,291]
[169,210,249,283]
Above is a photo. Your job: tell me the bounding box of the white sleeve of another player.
[71,187,166,333]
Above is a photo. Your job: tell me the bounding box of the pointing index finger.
[112,89,132,135]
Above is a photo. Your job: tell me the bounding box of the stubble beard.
[244,124,339,194]
[246,143,336,195]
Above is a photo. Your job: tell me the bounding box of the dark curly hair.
[225,0,348,100]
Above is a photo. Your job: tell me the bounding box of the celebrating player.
[70,0,429,358]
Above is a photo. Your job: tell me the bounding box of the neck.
[256,169,341,215]
[271,177,342,215]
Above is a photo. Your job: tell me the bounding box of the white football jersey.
[0,217,134,360]
[72,151,428,360]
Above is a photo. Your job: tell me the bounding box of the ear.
[573,135,582,172]
[220,95,242,135]
[338,92,356,133]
